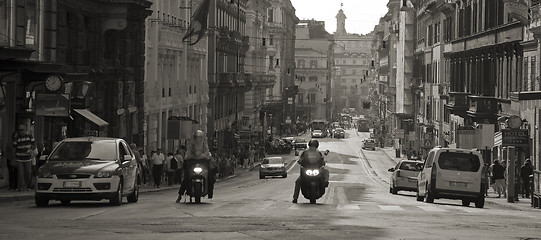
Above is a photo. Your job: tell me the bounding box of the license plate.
[63,181,81,188]
[450,181,467,187]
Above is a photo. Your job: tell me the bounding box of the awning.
[73,109,109,127]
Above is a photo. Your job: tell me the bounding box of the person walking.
[165,152,178,187]
[139,149,149,186]
[175,147,186,184]
[490,160,506,198]
[520,159,534,198]
[151,148,165,188]
[12,124,35,191]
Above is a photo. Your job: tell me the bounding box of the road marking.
[378,205,405,211]
[337,204,360,210]
[287,158,298,173]
[417,205,447,212]
[73,210,106,220]
[335,187,348,204]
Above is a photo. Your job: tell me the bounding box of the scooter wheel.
[310,198,316,204]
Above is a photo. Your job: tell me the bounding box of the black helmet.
[308,139,319,148]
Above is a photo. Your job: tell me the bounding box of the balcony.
[214,72,252,92]
[446,92,469,117]
[467,95,498,119]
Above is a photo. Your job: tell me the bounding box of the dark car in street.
[334,128,345,139]
[35,137,141,207]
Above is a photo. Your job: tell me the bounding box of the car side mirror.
[121,154,132,162]
[39,155,48,161]
[388,168,395,172]
[324,150,329,155]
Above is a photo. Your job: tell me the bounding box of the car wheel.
[461,199,470,207]
[127,178,140,203]
[282,172,287,178]
[426,190,435,203]
[475,196,485,208]
[416,190,424,202]
[60,200,71,205]
[35,197,49,207]
[391,185,398,195]
[259,173,265,179]
[110,181,123,206]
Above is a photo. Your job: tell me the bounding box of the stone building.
[0,0,151,187]
[144,0,209,153]
[295,20,333,122]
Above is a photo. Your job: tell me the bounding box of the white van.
[416,148,485,208]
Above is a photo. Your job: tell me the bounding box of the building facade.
[295,20,333,122]
[144,0,209,153]
[0,0,151,187]
[332,9,373,117]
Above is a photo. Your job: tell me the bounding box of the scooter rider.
[176,130,215,203]
[292,139,329,203]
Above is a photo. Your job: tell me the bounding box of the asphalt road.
[1,130,541,240]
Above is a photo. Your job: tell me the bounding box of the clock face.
[45,75,63,92]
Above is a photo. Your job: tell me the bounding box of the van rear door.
[435,151,483,193]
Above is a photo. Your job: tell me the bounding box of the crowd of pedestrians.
[486,158,534,199]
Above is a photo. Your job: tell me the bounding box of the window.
[309,93,316,103]
[433,22,440,44]
[425,151,435,168]
[0,0,7,44]
[310,60,317,68]
[49,141,118,161]
[267,8,273,22]
[269,35,274,45]
[298,93,304,104]
[437,152,480,172]
[297,60,305,68]
[427,24,433,46]
[297,76,306,82]
[530,56,539,91]
[269,56,274,69]
[343,60,347,64]
[524,57,529,91]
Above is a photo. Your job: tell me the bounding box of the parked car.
[259,157,287,179]
[416,147,485,208]
[333,128,345,139]
[362,138,377,150]
[311,130,324,138]
[35,137,141,207]
[388,160,424,194]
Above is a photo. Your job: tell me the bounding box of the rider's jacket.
[298,149,325,169]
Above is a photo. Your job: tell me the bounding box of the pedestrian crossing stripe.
[337,204,361,210]
[417,205,447,212]
[379,205,405,211]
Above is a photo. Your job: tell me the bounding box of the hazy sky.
[291,0,388,35]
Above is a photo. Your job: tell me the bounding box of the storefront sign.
[503,0,529,25]
[501,129,529,147]
[35,94,70,117]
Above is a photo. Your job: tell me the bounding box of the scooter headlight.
[193,167,203,175]
[305,169,313,176]
[305,169,320,176]
[312,169,320,176]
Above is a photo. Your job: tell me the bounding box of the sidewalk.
[380,147,538,211]
[0,154,297,203]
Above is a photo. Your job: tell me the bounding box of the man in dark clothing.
[490,160,506,198]
[292,139,329,203]
[520,159,533,198]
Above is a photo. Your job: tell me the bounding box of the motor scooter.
[300,166,326,204]
[185,158,210,203]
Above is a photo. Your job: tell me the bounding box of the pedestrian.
[129,143,143,180]
[12,123,35,191]
[249,146,255,168]
[520,159,533,198]
[139,149,149,186]
[489,159,506,198]
[5,144,18,191]
[28,143,39,189]
[151,148,165,188]
[165,152,178,187]
[175,147,186,184]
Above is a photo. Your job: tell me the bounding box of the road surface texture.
[1,129,540,240]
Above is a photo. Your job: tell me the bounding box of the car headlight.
[95,171,113,178]
[38,169,53,178]
[193,167,203,174]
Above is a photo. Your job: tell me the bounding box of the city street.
[1,130,540,240]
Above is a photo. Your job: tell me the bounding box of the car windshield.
[314,130,322,133]
[399,162,422,171]
[437,152,481,172]
[262,158,283,164]
[49,141,117,161]
[366,139,375,143]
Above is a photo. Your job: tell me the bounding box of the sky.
[290,0,388,35]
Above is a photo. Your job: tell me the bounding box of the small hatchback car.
[388,160,423,194]
[35,137,140,207]
[259,157,287,179]
[416,147,485,208]
[362,138,377,150]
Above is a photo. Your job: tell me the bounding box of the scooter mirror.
[324,150,329,155]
